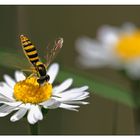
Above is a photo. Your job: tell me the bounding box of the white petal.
[0,104,10,112]
[97,25,119,46]
[0,112,10,117]
[76,36,121,68]
[0,100,21,107]
[125,59,140,79]
[3,101,22,107]
[75,95,90,101]
[58,86,89,101]
[10,108,27,122]
[27,105,43,124]
[61,86,89,94]
[76,37,100,52]
[77,56,108,68]
[33,105,43,121]
[121,22,136,34]
[73,92,90,100]
[76,37,106,58]
[56,92,88,102]
[0,105,17,117]
[63,101,89,105]
[40,98,60,109]
[15,71,26,82]
[59,103,79,111]
[19,103,31,109]
[47,63,59,84]
[3,74,15,88]
[55,91,89,102]
[0,94,15,102]
[27,105,37,124]
[0,83,14,100]
[53,78,73,95]
[76,38,111,67]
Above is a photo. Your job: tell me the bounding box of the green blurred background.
[0,5,140,135]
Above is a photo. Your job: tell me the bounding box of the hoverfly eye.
[46,75,50,81]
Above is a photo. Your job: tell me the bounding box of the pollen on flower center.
[115,31,140,60]
[14,76,52,104]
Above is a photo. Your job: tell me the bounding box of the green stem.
[131,80,140,107]
[130,80,140,134]
[118,70,140,134]
[29,122,39,135]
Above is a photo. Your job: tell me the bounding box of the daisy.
[0,63,89,124]
[76,22,140,79]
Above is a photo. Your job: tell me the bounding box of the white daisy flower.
[0,63,89,124]
[76,22,140,79]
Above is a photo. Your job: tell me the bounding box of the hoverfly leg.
[28,73,36,79]
[45,75,50,82]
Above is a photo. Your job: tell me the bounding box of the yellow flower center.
[115,31,140,60]
[14,76,52,104]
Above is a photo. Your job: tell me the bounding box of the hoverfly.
[20,35,63,85]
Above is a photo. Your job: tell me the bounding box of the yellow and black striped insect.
[20,35,63,85]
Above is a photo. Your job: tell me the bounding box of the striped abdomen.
[20,35,40,65]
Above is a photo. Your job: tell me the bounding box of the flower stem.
[29,122,39,135]
[131,80,140,134]
[131,80,140,107]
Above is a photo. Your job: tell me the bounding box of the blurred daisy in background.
[76,23,140,79]
[0,63,89,124]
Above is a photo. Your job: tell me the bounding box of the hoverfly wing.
[45,37,63,68]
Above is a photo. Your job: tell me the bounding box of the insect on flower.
[20,35,63,85]
[0,36,89,125]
